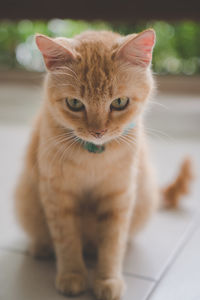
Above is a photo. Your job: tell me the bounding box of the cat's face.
[36,30,155,145]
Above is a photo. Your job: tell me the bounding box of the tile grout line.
[123,271,156,282]
[145,212,200,300]
[0,246,28,256]
[1,211,199,291]
[0,247,162,283]
[0,247,164,284]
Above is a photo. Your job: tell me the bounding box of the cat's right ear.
[35,34,75,71]
[115,29,156,68]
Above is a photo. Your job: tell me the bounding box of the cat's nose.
[90,129,107,138]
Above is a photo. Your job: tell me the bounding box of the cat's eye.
[110,97,129,111]
[65,98,84,112]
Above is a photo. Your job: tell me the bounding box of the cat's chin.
[79,138,106,146]
[75,135,108,146]
[77,133,121,146]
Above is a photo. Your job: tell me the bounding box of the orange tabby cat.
[15,29,192,300]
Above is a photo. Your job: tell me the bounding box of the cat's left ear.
[35,34,75,71]
[116,29,156,67]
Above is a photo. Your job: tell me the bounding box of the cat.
[15,29,192,300]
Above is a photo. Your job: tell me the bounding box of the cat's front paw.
[93,277,125,300]
[56,272,88,296]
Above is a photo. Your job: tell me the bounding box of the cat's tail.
[161,157,193,208]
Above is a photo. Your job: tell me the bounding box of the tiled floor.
[0,81,200,300]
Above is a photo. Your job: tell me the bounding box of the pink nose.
[90,129,107,138]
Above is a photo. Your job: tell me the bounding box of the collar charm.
[83,142,105,153]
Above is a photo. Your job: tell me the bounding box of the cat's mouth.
[76,136,107,146]
[75,131,119,146]
[73,121,136,149]
[74,131,110,146]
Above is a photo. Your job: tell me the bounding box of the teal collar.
[123,122,136,135]
[81,121,136,154]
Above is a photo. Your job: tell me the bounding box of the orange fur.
[162,157,193,208]
[15,30,192,300]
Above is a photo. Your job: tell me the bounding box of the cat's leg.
[15,170,53,258]
[40,180,88,296]
[93,192,133,300]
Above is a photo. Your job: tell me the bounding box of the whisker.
[118,136,134,150]
[52,72,81,84]
[58,66,79,79]
[39,135,75,159]
[149,100,169,110]
[58,138,78,167]
[51,82,76,89]
[145,127,174,142]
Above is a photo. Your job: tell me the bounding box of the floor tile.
[147,225,200,300]
[124,141,200,280]
[0,250,154,300]
[0,126,29,251]
[124,206,198,280]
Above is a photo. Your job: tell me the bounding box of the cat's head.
[36,29,156,145]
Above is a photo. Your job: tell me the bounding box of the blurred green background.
[0,19,200,75]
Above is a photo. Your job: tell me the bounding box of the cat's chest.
[39,143,136,193]
[62,154,114,188]
[61,149,136,192]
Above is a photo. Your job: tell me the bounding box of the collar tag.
[83,142,105,153]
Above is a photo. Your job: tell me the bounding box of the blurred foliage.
[0,19,200,75]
